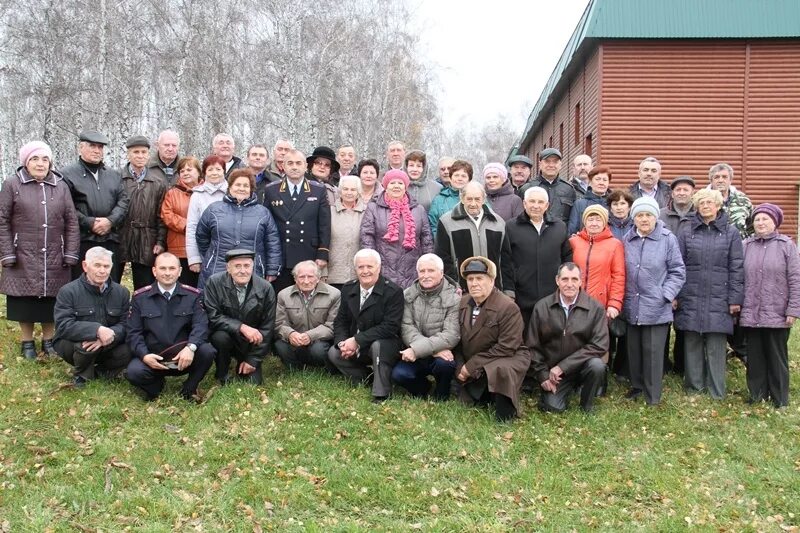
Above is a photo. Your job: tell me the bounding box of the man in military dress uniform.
[263,149,331,293]
[125,253,215,401]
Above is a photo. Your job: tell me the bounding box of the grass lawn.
[0,306,798,531]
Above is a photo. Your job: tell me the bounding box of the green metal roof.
[511,0,800,158]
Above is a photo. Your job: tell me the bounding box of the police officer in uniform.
[263,149,331,293]
[125,252,215,401]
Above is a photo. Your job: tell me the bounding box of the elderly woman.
[568,166,612,235]
[327,175,367,288]
[740,204,800,408]
[405,150,441,212]
[360,169,433,289]
[606,189,635,241]
[623,197,685,405]
[357,159,382,203]
[483,162,523,221]
[675,189,743,399]
[456,257,531,422]
[0,141,80,359]
[195,169,282,288]
[160,156,203,286]
[186,155,228,274]
[428,160,473,237]
[306,146,339,204]
[435,181,513,293]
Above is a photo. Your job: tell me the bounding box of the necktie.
[164,291,171,301]
[360,289,369,309]
[291,186,298,200]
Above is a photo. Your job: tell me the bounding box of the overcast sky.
[414,0,590,134]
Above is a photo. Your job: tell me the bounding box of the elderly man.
[629,157,671,208]
[386,140,406,171]
[507,154,533,195]
[708,163,753,239]
[204,249,276,385]
[328,249,404,403]
[247,144,274,203]
[483,162,523,221]
[435,181,513,293]
[148,130,180,184]
[125,253,215,401]
[117,135,168,289]
[264,149,332,294]
[336,144,357,178]
[53,247,131,387]
[269,139,294,181]
[212,133,245,177]
[437,156,456,187]
[568,154,593,199]
[520,148,576,223]
[274,260,341,371]
[61,131,130,281]
[526,262,609,412]
[456,257,531,422]
[506,186,573,327]
[391,254,460,401]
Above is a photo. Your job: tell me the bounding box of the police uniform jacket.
[127,283,209,359]
[264,178,331,268]
[333,275,404,351]
[53,274,130,344]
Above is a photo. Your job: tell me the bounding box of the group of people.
[0,131,796,420]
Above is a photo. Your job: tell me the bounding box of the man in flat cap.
[125,252,215,401]
[203,249,276,385]
[61,130,130,281]
[117,135,169,289]
[520,148,576,223]
[507,155,533,196]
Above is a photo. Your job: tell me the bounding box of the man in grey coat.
[391,254,460,401]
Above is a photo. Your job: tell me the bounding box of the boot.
[41,338,58,358]
[20,340,37,360]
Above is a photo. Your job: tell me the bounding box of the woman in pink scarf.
[360,169,433,288]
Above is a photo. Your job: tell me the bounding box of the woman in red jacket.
[160,156,202,286]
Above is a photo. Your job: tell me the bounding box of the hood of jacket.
[486,180,515,199]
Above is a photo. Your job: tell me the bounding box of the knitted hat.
[630,196,660,219]
[582,204,609,226]
[752,203,783,228]
[382,169,410,190]
[483,162,508,181]
[19,141,53,166]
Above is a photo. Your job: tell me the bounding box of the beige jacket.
[275,282,341,342]
[326,198,366,284]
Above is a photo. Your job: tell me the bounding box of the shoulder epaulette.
[180,284,201,294]
[132,285,152,296]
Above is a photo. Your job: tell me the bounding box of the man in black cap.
[507,155,533,195]
[305,145,339,203]
[61,130,130,281]
[125,253,215,401]
[263,149,331,294]
[203,249,276,385]
[117,135,169,289]
[520,148,576,223]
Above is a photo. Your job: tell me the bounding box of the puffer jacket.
[520,175,576,223]
[740,232,800,328]
[567,188,609,235]
[0,168,80,297]
[117,165,168,265]
[675,212,744,334]
[486,180,523,221]
[195,193,282,288]
[61,159,129,243]
[160,176,197,258]
[428,186,461,237]
[407,175,442,212]
[185,179,228,265]
[360,193,433,289]
[401,276,461,358]
[569,227,625,312]
[623,220,686,325]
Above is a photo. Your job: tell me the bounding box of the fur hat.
[460,256,497,280]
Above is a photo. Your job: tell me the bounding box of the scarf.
[383,193,417,250]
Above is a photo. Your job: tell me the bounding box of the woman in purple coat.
[360,169,433,288]
[0,142,80,359]
[740,204,800,408]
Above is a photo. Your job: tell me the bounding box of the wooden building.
[513,0,800,235]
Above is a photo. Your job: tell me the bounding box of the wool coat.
[569,227,625,312]
[401,276,461,358]
[740,232,800,328]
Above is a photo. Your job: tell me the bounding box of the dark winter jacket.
[53,274,130,344]
[360,193,434,289]
[567,188,609,235]
[740,232,800,328]
[628,180,671,209]
[195,193,282,288]
[608,214,634,241]
[675,212,744,334]
[520,175,576,223]
[623,220,685,325]
[505,211,573,314]
[147,153,179,186]
[333,275,404,351]
[659,204,696,236]
[0,168,80,297]
[486,180,524,221]
[61,159,129,243]
[118,165,168,265]
[435,203,513,294]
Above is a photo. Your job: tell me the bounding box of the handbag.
[609,316,627,337]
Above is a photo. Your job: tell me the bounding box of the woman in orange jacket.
[160,156,202,286]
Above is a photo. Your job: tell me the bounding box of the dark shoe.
[625,388,643,400]
[180,389,202,403]
[371,395,389,404]
[41,339,58,358]
[21,340,37,360]
[73,375,88,388]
